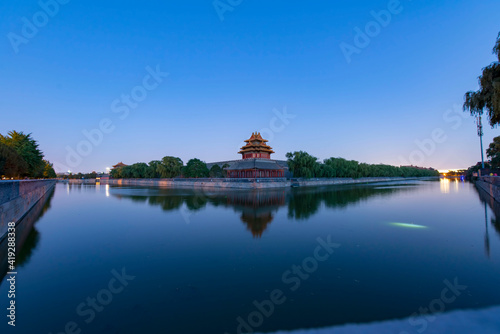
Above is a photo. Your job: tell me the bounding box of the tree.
[324,157,359,178]
[130,163,149,178]
[209,164,223,178]
[146,160,162,178]
[158,156,183,178]
[120,166,134,178]
[183,159,209,178]
[110,167,122,178]
[464,32,500,127]
[286,151,320,178]
[486,136,500,168]
[317,164,334,178]
[42,160,57,178]
[0,142,28,178]
[0,131,44,177]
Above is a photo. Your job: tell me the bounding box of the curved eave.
[238,149,275,154]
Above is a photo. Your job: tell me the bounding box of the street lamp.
[477,115,485,169]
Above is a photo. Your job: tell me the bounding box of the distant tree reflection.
[287,185,415,220]
[110,184,417,238]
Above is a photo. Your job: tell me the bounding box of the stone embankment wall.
[476,176,500,203]
[91,176,437,189]
[0,180,56,240]
[292,177,435,188]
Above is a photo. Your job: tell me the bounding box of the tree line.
[110,157,230,179]
[286,151,439,178]
[111,151,438,180]
[0,131,56,179]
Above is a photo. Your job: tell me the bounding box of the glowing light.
[440,178,450,194]
[105,184,110,197]
[389,222,428,229]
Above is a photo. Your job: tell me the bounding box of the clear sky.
[1,0,499,173]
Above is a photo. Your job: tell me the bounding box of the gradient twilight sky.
[1,0,499,173]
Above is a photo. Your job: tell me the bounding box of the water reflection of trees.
[111,184,417,237]
[473,185,500,257]
[287,185,416,220]
[473,185,500,234]
[0,187,55,282]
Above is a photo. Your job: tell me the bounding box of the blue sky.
[1,0,499,172]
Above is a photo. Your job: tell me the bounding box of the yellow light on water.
[389,222,428,229]
[440,178,450,194]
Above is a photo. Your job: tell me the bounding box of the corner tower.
[238,132,275,159]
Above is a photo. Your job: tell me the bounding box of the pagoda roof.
[244,132,268,143]
[112,162,128,168]
[239,132,275,154]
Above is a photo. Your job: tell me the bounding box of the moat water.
[1,179,500,334]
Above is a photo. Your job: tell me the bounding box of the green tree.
[110,167,122,178]
[324,157,359,178]
[464,32,500,126]
[120,166,134,178]
[130,163,149,178]
[0,131,44,177]
[486,136,500,168]
[316,163,334,178]
[0,142,28,178]
[183,159,209,178]
[42,160,57,178]
[286,151,320,178]
[146,160,162,178]
[209,164,223,178]
[158,156,183,178]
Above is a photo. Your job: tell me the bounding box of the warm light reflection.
[389,222,428,229]
[440,178,450,194]
[105,184,110,197]
[66,183,70,195]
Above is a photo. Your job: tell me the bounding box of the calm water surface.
[2,179,500,334]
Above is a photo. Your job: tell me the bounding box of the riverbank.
[0,180,56,240]
[59,176,438,189]
[475,176,500,203]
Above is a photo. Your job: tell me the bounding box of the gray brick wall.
[0,180,56,240]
